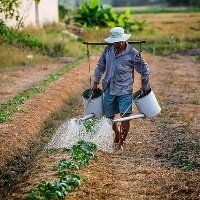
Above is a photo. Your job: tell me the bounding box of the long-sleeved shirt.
[93,43,150,96]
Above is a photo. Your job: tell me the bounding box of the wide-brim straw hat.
[105,27,131,43]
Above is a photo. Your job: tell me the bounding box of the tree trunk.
[76,0,80,7]
[35,2,39,26]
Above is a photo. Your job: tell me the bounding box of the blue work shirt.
[93,43,150,96]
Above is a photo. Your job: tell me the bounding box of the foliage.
[133,19,146,32]
[0,8,199,68]
[0,20,66,57]
[73,0,144,31]
[0,0,20,21]
[59,5,71,23]
[26,140,97,200]
[26,174,81,200]
[54,159,79,180]
[71,140,98,166]
[34,0,41,3]
[0,20,48,52]
[0,0,25,29]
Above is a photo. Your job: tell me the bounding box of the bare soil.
[0,52,200,200]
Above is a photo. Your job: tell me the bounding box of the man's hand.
[143,88,151,96]
[92,82,98,92]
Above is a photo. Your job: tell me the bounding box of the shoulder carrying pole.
[83,40,146,45]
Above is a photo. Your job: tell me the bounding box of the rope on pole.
[86,44,92,87]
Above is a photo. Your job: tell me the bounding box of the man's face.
[114,41,122,49]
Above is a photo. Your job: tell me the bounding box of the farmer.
[92,27,151,150]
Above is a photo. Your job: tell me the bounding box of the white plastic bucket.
[133,89,161,119]
[82,88,104,118]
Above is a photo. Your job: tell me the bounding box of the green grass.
[0,44,53,68]
[114,6,200,14]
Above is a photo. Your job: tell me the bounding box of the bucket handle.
[120,90,142,118]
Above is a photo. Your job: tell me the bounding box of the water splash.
[90,117,114,153]
[47,117,114,153]
[47,118,85,149]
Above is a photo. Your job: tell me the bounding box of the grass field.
[0,10,200,68]
[82,12,200,55]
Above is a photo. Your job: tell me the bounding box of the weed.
[179,159,198,171]
[42,118,57,134]
[188,97,200,105]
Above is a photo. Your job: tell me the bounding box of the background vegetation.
[0,0,200,68]
[111,0,200,7]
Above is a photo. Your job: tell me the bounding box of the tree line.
[165,0,200,6]
[111,0,200,7]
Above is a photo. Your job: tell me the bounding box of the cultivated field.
[0,12,200,199]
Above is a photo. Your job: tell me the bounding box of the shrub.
[73,0,141,31]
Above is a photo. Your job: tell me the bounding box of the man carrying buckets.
[92,27,151,150]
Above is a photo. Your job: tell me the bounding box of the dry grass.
[130,13,200,50]
[81,13,200,43]
[0,45,52,68]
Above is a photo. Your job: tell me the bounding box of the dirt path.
[1,53,200,199]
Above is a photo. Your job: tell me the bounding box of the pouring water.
[47,117,114,153]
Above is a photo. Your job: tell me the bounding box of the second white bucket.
[133,89,161,119]
[82,88,104,118]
